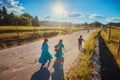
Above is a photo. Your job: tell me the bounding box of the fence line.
[105,26,120,54]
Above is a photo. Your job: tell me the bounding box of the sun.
[54,5,64,16]
[52,3,67,16]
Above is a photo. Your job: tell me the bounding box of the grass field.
[0,26,84,49]
[0,26,83,39]
[102,27,120,67]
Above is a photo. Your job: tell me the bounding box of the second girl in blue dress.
[55,39,65,58]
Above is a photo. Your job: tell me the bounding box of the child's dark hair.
[80,35,82,37]
[42,38,48,46]
[58,39,63,44]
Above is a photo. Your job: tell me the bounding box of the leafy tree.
[0,6,40,26]
[21,13,31,19]
[9,13,18,25]
[18,16,32,26]
[32,16,40,26]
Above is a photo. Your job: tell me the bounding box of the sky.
[0,0,120,24]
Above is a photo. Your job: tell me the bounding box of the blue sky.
[0,0,120,24]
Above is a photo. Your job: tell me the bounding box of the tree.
[0,9,3,25]
[84,22,88,28]
[2,6,7,18]
[18,16,32,26]
[32,16,40,26]
[0,6,40,26]
[21,13,31,19]
[0,6,9,25]
[0,9,2,20]
[9,13,17,25]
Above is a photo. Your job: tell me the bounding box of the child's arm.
[82,39,86,42]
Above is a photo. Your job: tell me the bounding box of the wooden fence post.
[108,25,111,40]
[33,26,35,36]
[118,40,120,55]
[16,22,19,38]
[54,25,56,33]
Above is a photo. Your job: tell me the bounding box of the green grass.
[65,31,99,80]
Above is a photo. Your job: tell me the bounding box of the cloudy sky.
[0,0,120,24]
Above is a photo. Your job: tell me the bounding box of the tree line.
[0,6,40,26]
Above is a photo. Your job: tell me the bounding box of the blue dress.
[55,43,64,58]
[39,43,52,64]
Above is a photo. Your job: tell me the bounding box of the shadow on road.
[31,67,50,80]
[99,35,120,80]
[52,57,64,80]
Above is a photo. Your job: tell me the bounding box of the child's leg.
[78,43,80,50]
[47,60,51,68]
[79,43,82,50]
[40,63,45,69]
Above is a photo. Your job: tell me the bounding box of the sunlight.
[52,3,67,16]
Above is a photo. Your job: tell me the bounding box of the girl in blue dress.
[39,38,52,69]
[55,39,65,58]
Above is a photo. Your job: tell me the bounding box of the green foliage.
[0,6,40,26]
[18,16,32,26]
[32,16,40,26]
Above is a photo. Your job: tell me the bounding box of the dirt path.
[99,36,120,80]
[0,30,95,80]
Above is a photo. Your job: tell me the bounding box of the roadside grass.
[65,31,99,80]
[101,28,120,67]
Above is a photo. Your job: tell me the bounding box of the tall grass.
[101,27,120,67]
[0,26,83,50]
[65,31,98,80]
[0,26,83,40]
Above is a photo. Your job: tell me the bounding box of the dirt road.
[0,30,96,80]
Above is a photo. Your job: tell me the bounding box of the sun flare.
[52,3,67,16]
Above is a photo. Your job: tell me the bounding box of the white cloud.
[44,15,52,19]
[106,17,120,22]
[42,12,104,21]
[88,14,103,18]
[68,13,82,18]
[67,13,103,19]
[0,0,24,14]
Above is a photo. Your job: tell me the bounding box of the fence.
[104,26,120,54]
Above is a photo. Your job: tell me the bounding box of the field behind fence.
[0,26,83,49]
[102,26,120,67]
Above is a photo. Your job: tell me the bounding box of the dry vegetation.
[0,26,83,50]
[101,27,120,67]
[65,31,99,80]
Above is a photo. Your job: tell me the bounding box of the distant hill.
[40,21,73,27]
[40,21,104,27]
[106,22,120,27]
